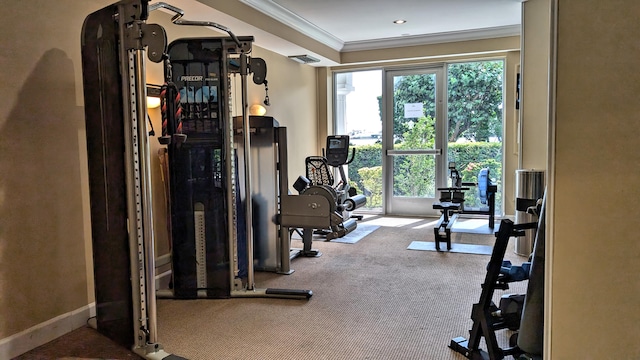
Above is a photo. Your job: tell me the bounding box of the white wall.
[520,0,551,171]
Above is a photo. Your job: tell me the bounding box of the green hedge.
[349,142,502,211]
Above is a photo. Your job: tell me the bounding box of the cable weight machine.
[158,35,310,298]
[81,1,309,358]
[82,1,169,356]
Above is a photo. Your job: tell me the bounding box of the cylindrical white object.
[514,169,545,256]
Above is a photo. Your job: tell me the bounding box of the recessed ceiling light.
[393,19,407,24]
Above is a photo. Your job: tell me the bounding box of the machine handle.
[148,2,242,47]
[344,147,356,165]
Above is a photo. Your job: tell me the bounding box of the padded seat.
[432,201,462,251]
[433,201,462,212]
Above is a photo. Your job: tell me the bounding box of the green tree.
[393,116,437,197]
[392,74,436,141]
[385,61,503,142]
[447,61,504,141]
[358,166,383,207]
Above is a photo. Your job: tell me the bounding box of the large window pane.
[335,70,383,212]
[447,60,504,214]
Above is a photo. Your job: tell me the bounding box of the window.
[334,60,504,215]
[446,60,504,214]
[335,70,383,212]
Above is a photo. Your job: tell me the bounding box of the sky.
[344,70,383,136]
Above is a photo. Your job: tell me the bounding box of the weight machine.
[81,1,309,358]
[449,218,534,360]
[156,36,310,296]
[449,197,545,360]
[231,115,305,274]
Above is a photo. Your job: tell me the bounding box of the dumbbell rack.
[449,219,537,360]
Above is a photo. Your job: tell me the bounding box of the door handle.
[386,149,442,156]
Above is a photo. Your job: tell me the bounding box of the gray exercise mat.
[291,223,380,244]
[332,224,380,244]
[407,241,493,255]
[450,218,500,235]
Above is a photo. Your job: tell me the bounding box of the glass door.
[384,67,446,216]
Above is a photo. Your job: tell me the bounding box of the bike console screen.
[326,135,350,166]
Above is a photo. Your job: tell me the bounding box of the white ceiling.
[240,0,523,51]
[153,0,523,66]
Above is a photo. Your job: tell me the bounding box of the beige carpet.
[156,217,529,360]
[15,217,529,360]
[12,325,141,360]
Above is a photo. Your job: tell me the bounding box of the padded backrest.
[306,156,333,186]
[477,168,491,204]
[518,193,545,354]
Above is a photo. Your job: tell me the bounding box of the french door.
[384,67,446,216]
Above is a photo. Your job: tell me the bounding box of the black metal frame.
[433,170,498,251]
[449,219,538,360]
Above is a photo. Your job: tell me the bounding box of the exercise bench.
[432,165,497,251]
[433,201,463,250]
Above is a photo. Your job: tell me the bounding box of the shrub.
[348,141,502,212]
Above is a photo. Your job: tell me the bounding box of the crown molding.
[342,25,521,52]
[239,0,345,51]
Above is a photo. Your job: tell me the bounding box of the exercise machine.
[449,197,544,360]
[81,2,309,358]
[448,219,535,359]
[433,162,498,250]
[291,135,367,242]
[232,115,311,273]
[516,195,546,360]
[156,35,312,296]
[82,1,169,355]
[324,135,367,222]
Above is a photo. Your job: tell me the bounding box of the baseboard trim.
[0,302,96,359]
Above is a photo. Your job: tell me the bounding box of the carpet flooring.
[14,216,529,360]
[11,325,141,360]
